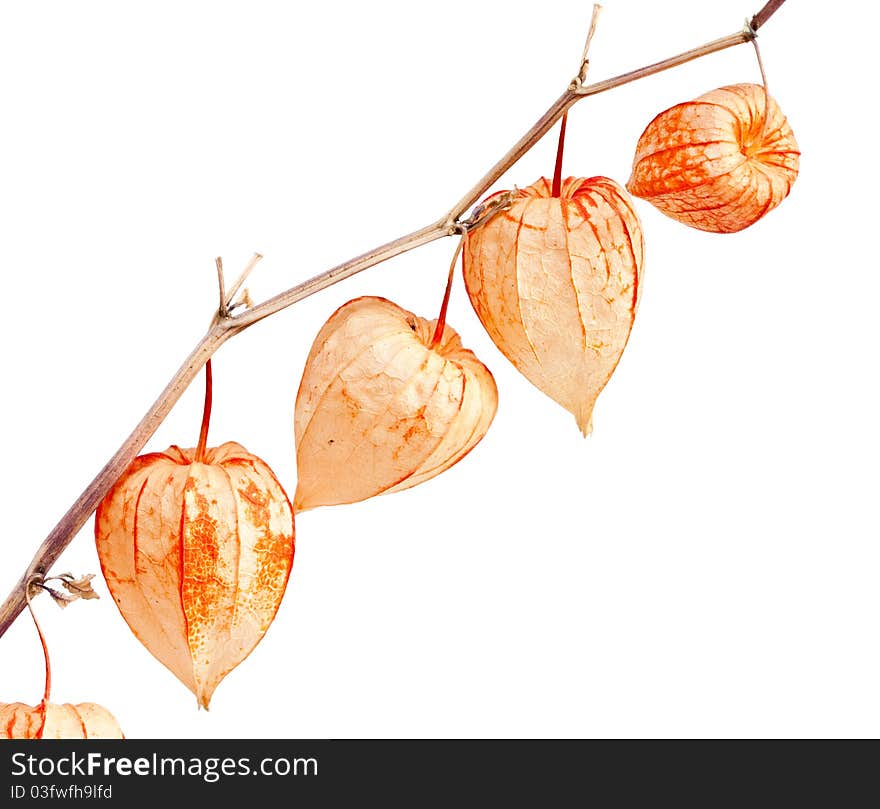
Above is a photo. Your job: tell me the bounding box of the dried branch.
[751,0,787,31]
[215,257,227,317]
[574,4,603,87]
[0,2,788,640]
[555,4,603,196]
[225,253,262,310]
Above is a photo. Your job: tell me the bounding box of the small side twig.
[556,4,602,197]
[226,253,262,309]
[572,4,603,89]
[215,257,227,318]
[213,253,262,325]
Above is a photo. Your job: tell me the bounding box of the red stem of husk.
[551,112,568,197]
[194,359,213,462]
[25,593,51,704]
[430,237,466,349]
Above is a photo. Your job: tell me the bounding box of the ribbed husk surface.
[95,442,295,709]
[627,83,799,233]
[294,296,497,511]
[1,701,124,738]
[463,176,644,435]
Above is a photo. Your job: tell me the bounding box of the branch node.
[213,253,263,326]
[457,189,517,234]
[26,574,44,602]
[27,572,99,609]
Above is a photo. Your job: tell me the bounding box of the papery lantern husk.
[626,82,800,233]
[95,442,295,709]
[294,296,497,511]
[0,701,124,739]
[463,176,644,436]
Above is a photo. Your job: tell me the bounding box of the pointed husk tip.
[574,405,594,438]
[196,688,212,711]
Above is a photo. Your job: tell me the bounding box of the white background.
[0,0,877,739]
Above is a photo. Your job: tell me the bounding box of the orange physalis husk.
[0,701,124,739]
[463,176,644,436]
[294,296,498,511]
[626,83,800,233]
[95,441,295,709]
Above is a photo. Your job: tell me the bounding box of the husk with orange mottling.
[0,701,124,739]
[95,442,295,709]
[626,83,799,233]
[463,176,644,435]
[294,296,497,511]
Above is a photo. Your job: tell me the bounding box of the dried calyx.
[95,360,295,709]
[294,291,498,511]
[463,175,644,435]
[626,82,799,232]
